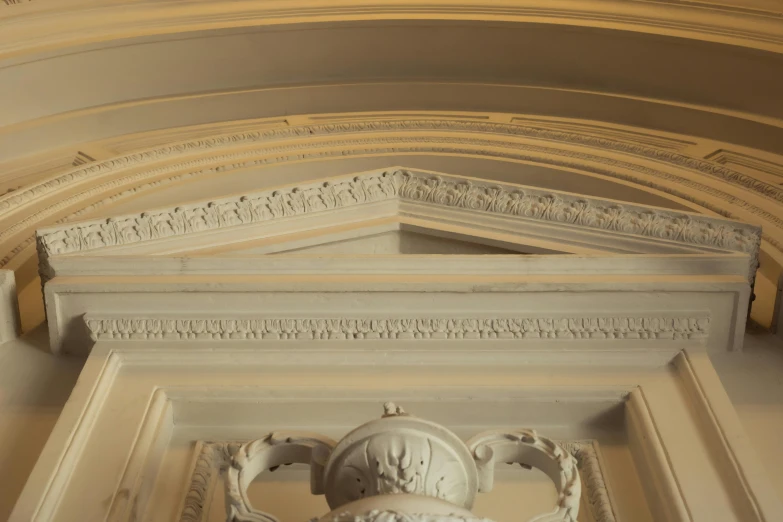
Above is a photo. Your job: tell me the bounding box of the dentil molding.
[84,315,712,342]
[36,169,760,274]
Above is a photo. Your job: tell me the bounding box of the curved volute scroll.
[467,430,581,522]
[225,403,581,522]
[225,432,337,522]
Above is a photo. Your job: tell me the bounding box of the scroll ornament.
[225,403,580,522]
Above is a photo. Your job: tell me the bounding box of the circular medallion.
[323,405,479,511]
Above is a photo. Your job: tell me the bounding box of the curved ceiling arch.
[2,0,783,59]
[2,20,783,161]
[2,115,781,267]
[1,6,782,330]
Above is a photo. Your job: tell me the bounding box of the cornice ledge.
[5,120,783,220]
[2,0,783,60]
[35,168,761,279]
[84,314,711,342]
[0,118,776,276]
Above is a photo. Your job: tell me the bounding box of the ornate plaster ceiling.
[1,1,782,332]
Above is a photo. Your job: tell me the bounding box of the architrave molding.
[43,252,750,354]
[2,0,783,61]
[43,252,755,278]
[9,344,782,522]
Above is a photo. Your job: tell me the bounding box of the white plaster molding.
[321,404,480,511]
[9,119,782,224]
[0,118,778,271]
[0,269,20,342]
[45,252,754,278]
[704,149,783,185]
[468,429,581,522]
[35,169,760,276]
[12,343,783,522]
[0,118,774,274]
[226,432,336,522]
[225,404,580,522]
[626,388,691,522]
[179,441,241,522]
[84,315,711,342]
[674,351,783,522]
[323,512,489,522]
[43,250,743,355]
[559,441,618,522]
[180,439,617,522]
[3,0,783,61]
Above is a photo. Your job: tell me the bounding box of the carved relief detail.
[468,429,581,522]
[226,432,336,522]
[5,121,777,272]
[179,441,241,522]
[36,169,759,267]
[324,512,491,522]
[8,119,783,218]
[327,409,472,508]
[179,440,617,522]
[85,315,711,342]
[560,441,618,522]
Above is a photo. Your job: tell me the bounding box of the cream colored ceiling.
[1,1,782,333]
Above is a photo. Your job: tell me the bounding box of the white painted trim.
[46,253,752,278]
[35,168,760,278]
[10,345,781,522]
[675,351,783,522]
[626,388,691,522]
[1,117,779,275]
[0,269,19,342]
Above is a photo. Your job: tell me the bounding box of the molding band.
[85,315,711,342]
[0,119,771,269]
[6,119,783,217]
[35,169,761,281]
[36,169,760,255]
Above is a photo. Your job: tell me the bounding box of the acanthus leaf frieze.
[36,169,760,268]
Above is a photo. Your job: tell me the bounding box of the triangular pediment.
[258,230,521,256]
[36,167,760,278]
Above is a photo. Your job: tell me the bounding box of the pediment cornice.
[1,117,779,276]
[36,168,760,279]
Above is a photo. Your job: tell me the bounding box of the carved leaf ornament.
[225,403,580,522]
[37,169,761,281]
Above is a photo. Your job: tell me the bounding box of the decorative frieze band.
[85,315,710,342]
[37,169,760,263]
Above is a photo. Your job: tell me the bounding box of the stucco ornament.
[225,403,581,522]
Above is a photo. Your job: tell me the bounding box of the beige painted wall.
[0,330,780,519]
